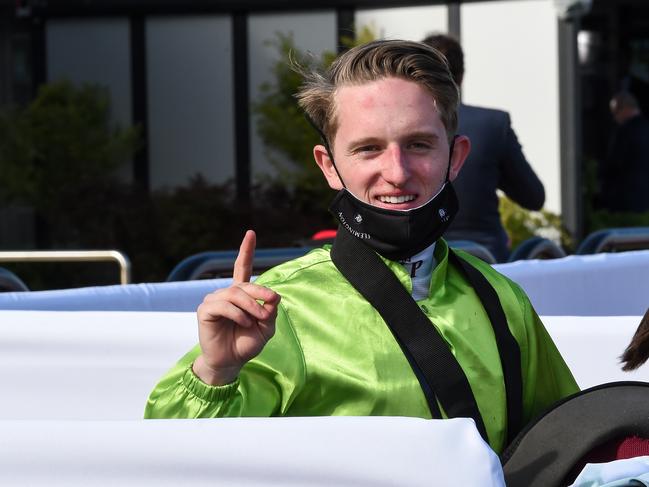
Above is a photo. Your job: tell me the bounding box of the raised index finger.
[233,229,256,283]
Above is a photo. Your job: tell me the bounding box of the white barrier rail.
[0,416,504,487]
[1,251,647,486]
[0,311,643,486]
[1,250,648,315]
[495,250,649,316]
[0,250,132,285]
[0,311,646,421]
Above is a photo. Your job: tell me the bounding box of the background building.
[1,0,647,250]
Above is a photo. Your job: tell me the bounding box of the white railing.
[0,250,131,285]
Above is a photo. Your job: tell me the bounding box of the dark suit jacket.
[445,104,545,262]
[600,114,649,212]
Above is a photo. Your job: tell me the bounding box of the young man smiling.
[146,40,577,454]
[313,76,467,213]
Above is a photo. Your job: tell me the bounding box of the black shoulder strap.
[448,250,523,444]
[331,228,489,441]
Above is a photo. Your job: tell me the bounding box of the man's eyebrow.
[346,132,440,149]
[347,137,381,147]
[406,132,440,141]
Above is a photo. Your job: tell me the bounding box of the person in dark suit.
[599,91,649,213]
[423,34,545,262]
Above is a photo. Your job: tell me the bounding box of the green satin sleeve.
[447,250,579,450]
[515,284,580,422]
[144,304,307,419]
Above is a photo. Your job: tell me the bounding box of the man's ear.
[448,135,471,182]
[313,144,344,190]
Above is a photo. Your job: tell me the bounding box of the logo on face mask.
[338,211,371,240]
[354,214,363,224]
[438,208,449,222]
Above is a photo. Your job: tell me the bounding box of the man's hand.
[193,230,281,386]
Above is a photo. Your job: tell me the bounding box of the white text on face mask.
[338,212,371,240]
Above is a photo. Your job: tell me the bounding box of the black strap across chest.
[330,228,523,444]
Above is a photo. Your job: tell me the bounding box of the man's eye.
[408,142,433,151]
[356,145,380,153]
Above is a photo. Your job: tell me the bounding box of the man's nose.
[382,145,410,186]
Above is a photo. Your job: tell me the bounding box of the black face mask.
[329,180,459,261]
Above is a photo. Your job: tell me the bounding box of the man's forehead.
[331,79,440,119]
[333,77,436,99]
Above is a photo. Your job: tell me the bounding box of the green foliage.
[253,27,378,177]
[0,77,338,289]
[587,209,649,231]
[1,173,336,289]
[500,196,575,252]
[252,33,332,211]
[0,81,142,288]
[251,28,377,216]
[579,155,649,233]
[341,25,378,48]
[127,176,334,283]
[0,81,139,209]
[0,81,140,248]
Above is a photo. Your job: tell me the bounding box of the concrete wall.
[462,0,561,213]
[46,18,133,182]
[146,16,234,189]
[355,5,447,40]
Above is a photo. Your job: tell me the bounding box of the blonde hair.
[295,39,459,145]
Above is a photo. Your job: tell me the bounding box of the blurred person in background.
[598,91,649,213]
[423,34,545,262]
